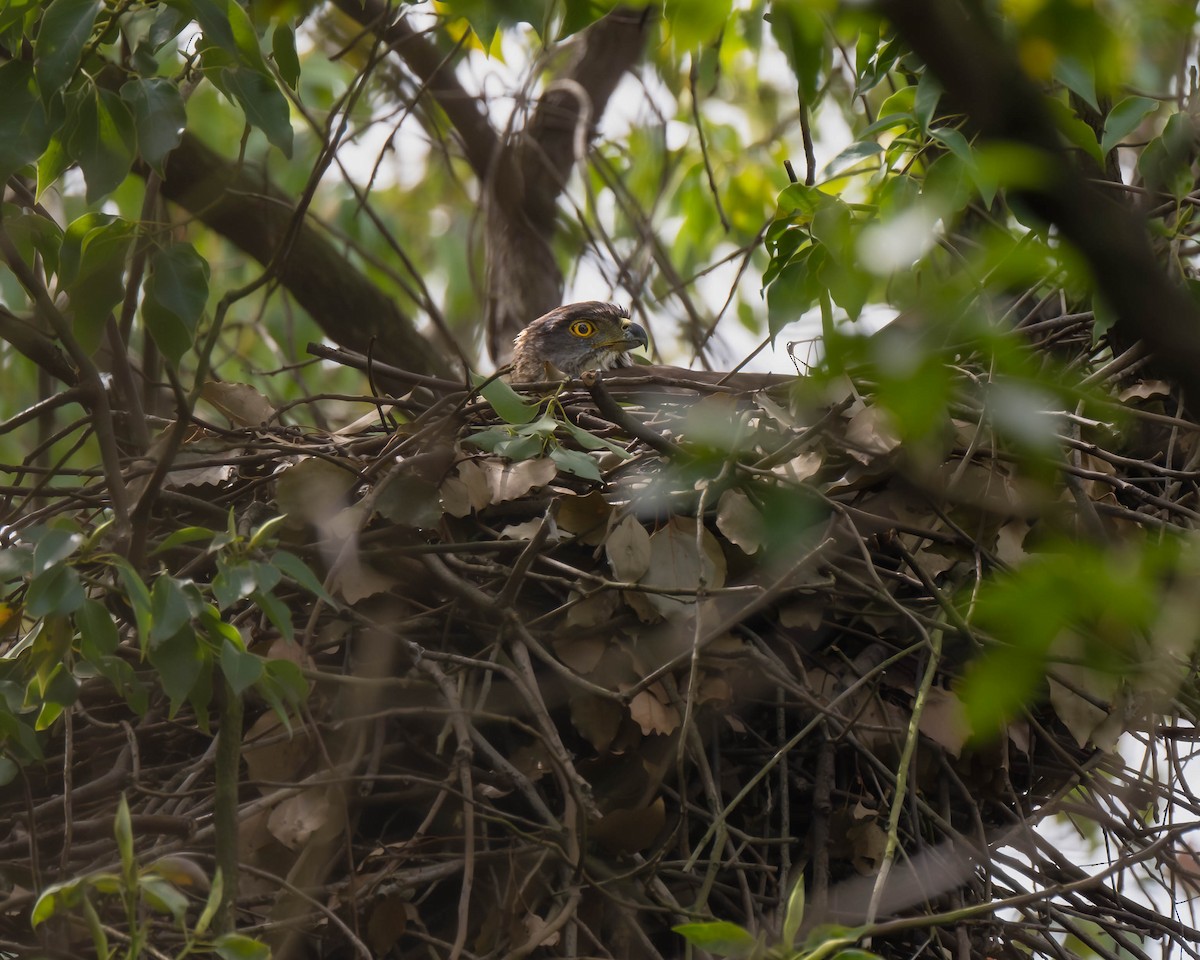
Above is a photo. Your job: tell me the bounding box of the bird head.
[510,302,648,381]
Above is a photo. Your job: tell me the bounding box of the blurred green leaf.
[0,62,54,184]
[480,376,540,423]
[34,0,103,98]
[1101,95,1159,155]
[65,85,136,203]
[220,639,263,695]
[672,920,757,957]
[142,242,210,366]
[213,933,271,960]
[120,77,187,175]
[271,24,301,89]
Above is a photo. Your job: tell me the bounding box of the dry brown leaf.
[848,820,888,875]
[556,491,612,545]
[629,687,681,736]
[995,520,1032,565]
[1118,380,1171,403]
[565,591,620,630]
[844,405,901,463]
[201,380,276,426]
[332,557,399,604]
[569,693,625,752]
[772,450,823,484]
[554,634,607,673]
[606,514,652,582]
[917,687,968,758]
[590,797,666,854]
[482,456,557,502]
[500,518,546,540]
[643,516,726,618]
[780,600,823,630]
[440,459,491,517]
[697,674,733,706]
[716,488,764,555]
[267,786,344,850]
[275,458,358,528]
[243,712,312,788]
[367,895,415,956]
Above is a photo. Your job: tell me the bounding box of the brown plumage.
[509,302,648,382]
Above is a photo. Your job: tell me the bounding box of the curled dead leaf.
[716,488,764,555]
[628,687,681,736]
[606,514,652,582]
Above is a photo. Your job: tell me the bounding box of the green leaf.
[913,70,942,132]
[195,868,223,936]
[672,921,758,957]
[1055,54,1099,112]
[153,526,217,553]
[212,932,271,960]
[0,62,54,182]
[65,85,137,203]
[1100,95,1159,156]
[115,792,134,877]
[31,527,83,573]
[120,77,187,175]
[138,875,189,921]
[31,876,86,927]
[184,0,270,73]
[142,242,210,366]
[479,376,540,423]
[213,559,257,610]
[766,249,819,338]
[560,418,632,457]
[271,550,336,604]
[147,626,205,714]
[221,640,263,695]
[76,599,119,659]
[782,876,805,947]
[252,588,294,642]
[822,140,882,177]
[26,565,85,617]
[271,24,300,89]
[112,558,153,652]
[61,213,135,353]
[666,0,731,51]
[150,576,193,645]
[36,134,71,199]
[34,0,103,97]
[549,446,602,481]
[221,65,294,156]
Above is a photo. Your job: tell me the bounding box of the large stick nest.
[3,318,1200,959]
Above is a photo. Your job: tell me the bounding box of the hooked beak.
[623,321,648,349]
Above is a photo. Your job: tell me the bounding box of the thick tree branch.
[158,132,453,378]
[486,8,654,357]
[329,0,500,181]
[878,0,1200,403]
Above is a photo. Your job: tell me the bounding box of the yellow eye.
[569,320,595,338]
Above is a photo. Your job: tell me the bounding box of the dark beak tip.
[626,321,648,347]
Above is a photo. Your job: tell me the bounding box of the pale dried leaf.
[772,450,823,483]
[716,488,765,555]
[201,380,276,426]
[440,460,491,516]
[917,687,968,758]
[569,693,624,752]
[483,456,557,502]
[995,520,1032,566]
[629,688,681,736]
[643,517,727,618]
[556,491,612,545]
[267,787,340,850]
[1118,380,1171,402]
[565,591,620,630]
[844,405,901,463]
[780,601,823,630]
[590,797,666,854]
[243,712,312,788]
[606,515,652,582]
[554,635,607,673]
[501,518,546,540]
[276,458,357,528]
